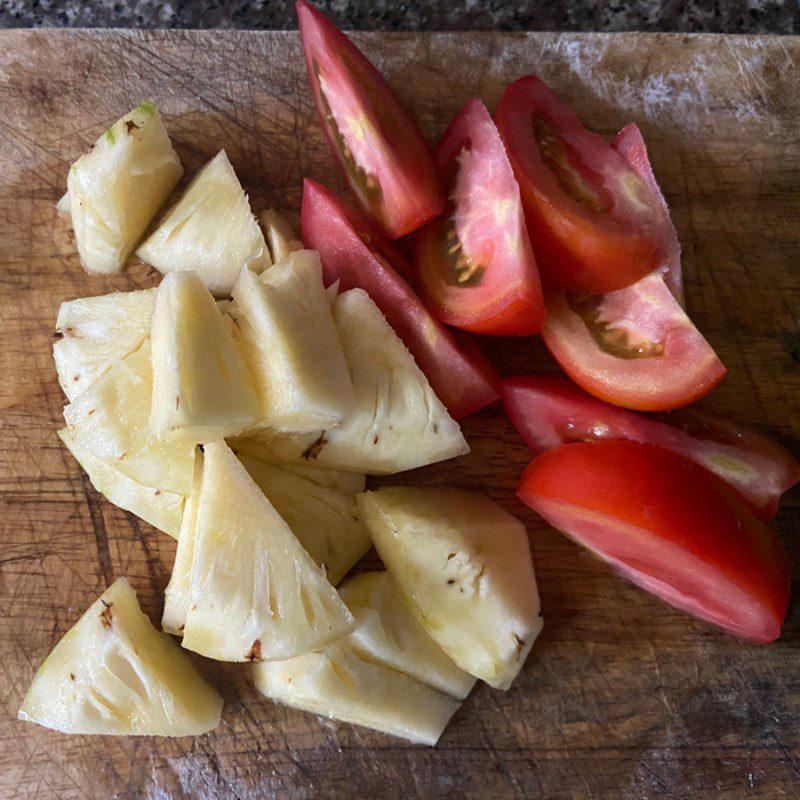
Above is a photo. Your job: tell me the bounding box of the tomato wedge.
[518,440,790,643]
[611,123,683,304]
[503,375,800,520]
[541,275,726,412]
[296,0,443,238]
[301,178,499,418]
[412,99,545,336]
[496,76,664,294]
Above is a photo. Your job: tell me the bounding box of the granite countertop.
[1,0,798,32]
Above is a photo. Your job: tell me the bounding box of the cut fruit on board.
[230,250,354,434]
[248,287,469,475]
[252,635,460,746]
[150,271,262,443]
[137,149,270,295]
[65,101,183,275]
[358,486,543,690]
[18,578,223,736]
[164,442,354,661]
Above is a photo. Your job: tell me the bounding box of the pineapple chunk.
[59,428,183,539]
[339,571,476,700]
[19,578,222,735]
[230,436,366,495]
[66,102,183,274]
[137,150,270,295]
[150,271,261,442]
[54,289,156,401]
[231,251,354,433]
[252,637,460,746]
[63,341,195,495]
[260,208,303,262]
[238,453,370,586]
[358,487,543,690]
[170,442,354,661]
[162,451,203,635]
[249,289,468,474]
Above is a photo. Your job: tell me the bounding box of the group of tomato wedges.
[296,1,797,644]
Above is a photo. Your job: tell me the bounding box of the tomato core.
[532,115,613,213]
[566,293,665,359]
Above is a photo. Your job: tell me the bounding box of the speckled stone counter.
[1,0,798,32]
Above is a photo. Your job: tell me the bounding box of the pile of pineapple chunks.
[20,103,543,746]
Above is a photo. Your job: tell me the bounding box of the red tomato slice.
[541,274,726,411]
[296,0,443,238]
[496,76,663,294]
[503,375,800,520]
[412,99,545,336]
[301,178,499,418]
[611,123,683,304]
[518,440,790,643]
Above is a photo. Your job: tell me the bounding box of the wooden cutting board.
[1,29,799,800]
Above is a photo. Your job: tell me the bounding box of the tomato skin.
[518,440,790,643]
[541,276,726,411]
[503,375,800,520]
[296,0,443,238]
[301,178,499,418]
[611,123,683,305]
[412,99,545,336]
[496,76,663,294]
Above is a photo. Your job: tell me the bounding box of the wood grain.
[1,29,799,800]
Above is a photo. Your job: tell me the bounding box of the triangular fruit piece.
[150,271,261,442]
[238,452,370,586]
[260,208,303,262]
[231,251,354,433]
[173,442,354,661]
[137,150,270,295]
[250,288,469,474]
[358,487,543,690]
[59,428,183,539]
[18,578,222,735]
[66,101,183,274]
[339,571,476,699]
[252,636,460,746]
[63,340,195,496]
[54,289,156,401]
[230,436,365,495]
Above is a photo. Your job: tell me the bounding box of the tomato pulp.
[413,99,545,336]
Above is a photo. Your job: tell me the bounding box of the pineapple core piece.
[54,289,156,401]
[18,578,222,736]
[238,453,370,586]
[137,149,270,295]
[248,288,469,474]
[66,101,183,275]
[358,487,543,690]
[231,250,354,433]
[164,442,354,661]
[59,428,184,539]
[339,571,476,700]
[150,271,261,443]
[252,636,460,746]
[259,208,303,262]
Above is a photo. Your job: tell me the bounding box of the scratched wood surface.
[0,29,799,800]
